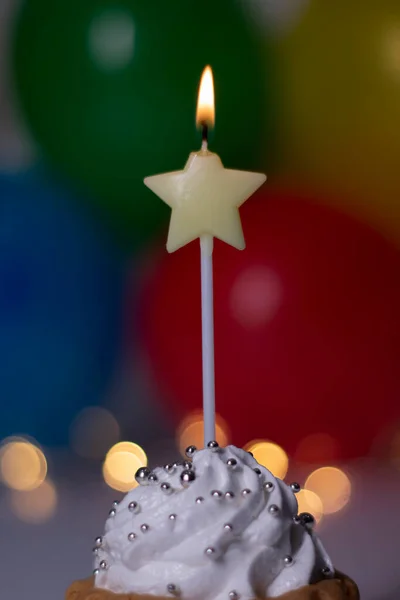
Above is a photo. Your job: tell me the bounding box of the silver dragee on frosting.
[94,445,334,599]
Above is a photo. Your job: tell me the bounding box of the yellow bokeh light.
[10,479,57,524]
[103,442,147,493]
[244,440,289,479]
[0,439,47,491]
[296,489,323,524]
[305,467,351,515]
[178,412,230,456]
[70,406,120,459]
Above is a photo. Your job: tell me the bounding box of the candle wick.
[201,122,208,151]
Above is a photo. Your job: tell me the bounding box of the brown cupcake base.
[66,573,359,600]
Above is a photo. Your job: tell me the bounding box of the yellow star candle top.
[144,66,267,253]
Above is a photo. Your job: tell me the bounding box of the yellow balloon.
[276,1,400,244]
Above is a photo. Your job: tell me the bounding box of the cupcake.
[66,444,359,600]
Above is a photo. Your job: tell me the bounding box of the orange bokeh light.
[0,438,47,491]
[177,412,229,456]
[11,479,57,524]
[244,440,289,479]
[103,442,147,493]
[296,489,323,524]
[295,433,339,464]
[305,467,351,514]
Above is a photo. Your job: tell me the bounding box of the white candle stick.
[200,233,216,445]
[144,66,266,448]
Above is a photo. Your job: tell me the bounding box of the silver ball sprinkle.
[135,466,151,485]
[223,523,233,531]
[180,469,196,486]
[299,512,315,529]
[148,472,159,484]
[128,501,140,513]
[225,491,235,499]
[161,482,173,494]
[253,467,262,475]
[290,482,301,493]
[322,567,333,577]
[99,560,107,570]
[241,488,252,497]
[226,458,237,468]
[173,461,183,468]
[92,547,99,555]
[205,546,216,557]
[269,504,279,514]
[185,445,197,457]
[94,536,103,547]
[140,523,150,532]
[196,496,205,504]
[109,509,116,517]
[293,515,302,525]
[93,568,100,576]
[182,460,193,470]
[207,440,219,451]
[128,532,137,542]
[167,584,180,595]
[284,555,294,566]
[263,482,274,492]
[169,513,177,521]
[164,463,175,474]
[211,489,223,498]
[112,500,119,508]
[229,591,239,600]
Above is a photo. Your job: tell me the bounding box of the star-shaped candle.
[144,66,266,445]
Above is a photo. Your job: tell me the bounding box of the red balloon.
[138,190,400,461]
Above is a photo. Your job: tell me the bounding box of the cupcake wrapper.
[65,573,359,600]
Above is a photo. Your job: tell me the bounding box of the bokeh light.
[70,406,120,459]
[178,412,230,456]
[296,489,323,524]
[0,438,47,491]
[230,266,282,329]
[103,441,147,493]
[244,440,289,479]
[295,433,339,464]
[10,478,57,524]
[89,9,135,71]
[305,467,351,514]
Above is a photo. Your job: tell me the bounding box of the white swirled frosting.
[94,445,333,599]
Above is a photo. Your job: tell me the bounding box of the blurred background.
[0,0,399,598]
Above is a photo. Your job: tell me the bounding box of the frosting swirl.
[94,446,333,600]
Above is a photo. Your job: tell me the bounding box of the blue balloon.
[0,171,125,446]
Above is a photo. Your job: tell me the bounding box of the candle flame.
[196,66,215,128]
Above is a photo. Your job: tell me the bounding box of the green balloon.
[13,0,270,243]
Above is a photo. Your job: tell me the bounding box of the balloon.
[139,190,400,461]
[13,0,270,244]
[0,171,124,446]
[275,1,400,245]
